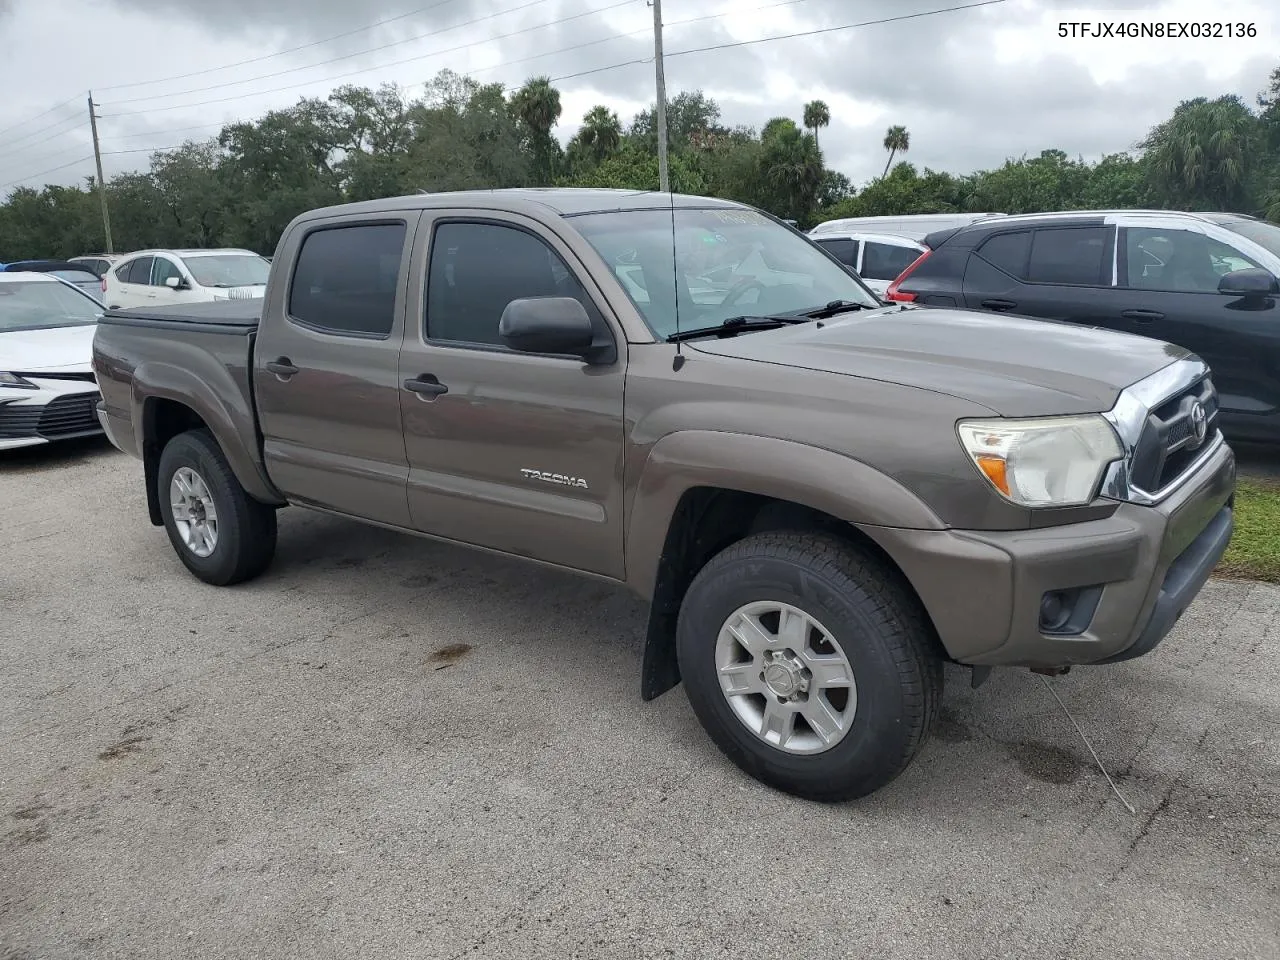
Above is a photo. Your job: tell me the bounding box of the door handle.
[981,298,1017,311]
[1122,309,1163,323]
[403,374,449,399]
[265,357,299,377]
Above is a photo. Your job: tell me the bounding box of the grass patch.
[1218,477,1280,582]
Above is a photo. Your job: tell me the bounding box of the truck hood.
[687,305,1187,416]
[0,323,97,372]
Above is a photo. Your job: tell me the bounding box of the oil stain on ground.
[1009,741,1085,785]
[933,707,976,744]
[98,735,150,761]
[429,642,472,670]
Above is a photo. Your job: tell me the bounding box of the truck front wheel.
[676,531,942,802]
[157,429,277,586]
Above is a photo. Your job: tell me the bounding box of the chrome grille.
[1101,358,1222,506]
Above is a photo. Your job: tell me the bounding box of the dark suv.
[884,210,1280,444]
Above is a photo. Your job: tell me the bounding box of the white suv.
[102,248,269,310]
[808,231,926,296]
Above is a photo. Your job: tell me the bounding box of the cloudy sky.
[0,0,1276,198]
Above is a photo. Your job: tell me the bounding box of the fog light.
[1040,591,1070,631]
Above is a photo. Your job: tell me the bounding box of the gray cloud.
[1,0,1276,195]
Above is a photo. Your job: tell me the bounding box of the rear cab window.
[287,222,407,338]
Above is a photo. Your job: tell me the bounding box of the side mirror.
[164,276,183,289]
[1218,267,1279,298]
[499,297,595,358]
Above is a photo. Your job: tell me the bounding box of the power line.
[106,0,625,107]
[0,94,82,140]
[0,155,94,191]
[98,0,465,92]
[0,112,86,157]
[550,0,1006,81]
[0,116,88,165]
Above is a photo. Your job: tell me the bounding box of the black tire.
[157,429,277,586]
[676,531,942,802]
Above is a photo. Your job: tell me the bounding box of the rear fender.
[132,360,283,518]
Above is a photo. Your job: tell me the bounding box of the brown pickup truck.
[92,188,1236,801]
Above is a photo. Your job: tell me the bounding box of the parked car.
[93,188,1233,802]
[0,272,104,451]
[809,212,1006,242]
[883,209,1280,444]
[808,231,926,296]
[2,260,103,300]
[102,248,270,310]
[69,254,120,278]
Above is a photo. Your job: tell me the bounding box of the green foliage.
[4,65,1280,259]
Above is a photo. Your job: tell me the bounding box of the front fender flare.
[625,430,944,599]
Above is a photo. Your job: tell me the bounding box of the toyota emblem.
[1188,401,1208,447]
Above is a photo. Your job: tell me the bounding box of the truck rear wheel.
[675,531,942,802]
[157,429,277,586]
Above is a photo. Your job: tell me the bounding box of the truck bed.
[101,298,262,328]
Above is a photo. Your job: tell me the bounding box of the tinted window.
[1027,227,1110,285]
[1124,227,1262,293]
[815,237,857,268]
[1221,219,1280,258]
[976,231,1031,278]
[573,208,877,340]
[861,241,920,281]
[151,258,183,286]
[288,223,406,337]
[427,221,592,347]
[121,257,153,284]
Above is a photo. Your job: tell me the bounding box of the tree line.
[3,64,1280,260]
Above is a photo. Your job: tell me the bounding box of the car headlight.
[957,415,1123,507]
[0,373,37,389]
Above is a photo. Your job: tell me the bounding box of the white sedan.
[101,248,269,310]
[0,273,104,452]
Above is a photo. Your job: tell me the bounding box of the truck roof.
[299,188,748,221]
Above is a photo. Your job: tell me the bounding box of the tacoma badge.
[520,468,588,489]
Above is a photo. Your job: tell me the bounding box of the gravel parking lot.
[2,438,1278,960]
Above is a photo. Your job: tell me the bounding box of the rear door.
[858,238,924,296]
[397,210,626,578]
[961,224,1118,328]
[253,214,419,526]
[1111,221,1280,437]
[107,256,153,309]
[813,237,859,271]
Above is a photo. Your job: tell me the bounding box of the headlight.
[0,373,37,389]
[957,415,1123,507]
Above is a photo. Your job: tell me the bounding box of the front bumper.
[863,439,1236,668]
[0,385,103,451]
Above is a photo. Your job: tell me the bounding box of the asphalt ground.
[2,437,1278,960]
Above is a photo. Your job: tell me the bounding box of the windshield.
[184,254,270,288]
[571,207,879,340]
[0,280,101,332]
[1220,219,1280,260]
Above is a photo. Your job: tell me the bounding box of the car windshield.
[570,207,879,340]
[183,254,270,288]
[0,280,101,332]
[1221,219,1280,260]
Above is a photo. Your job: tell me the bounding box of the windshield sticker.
[711,210,768,226]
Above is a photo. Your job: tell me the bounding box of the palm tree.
[802,100,830,151]
[760,119,825,220]
[1140,95,1256,210]
[511,77,563,183]
[579,105,621,162]
[881,125,910,178]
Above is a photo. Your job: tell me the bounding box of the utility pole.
[650,0,670,193]
[87,92,113,254]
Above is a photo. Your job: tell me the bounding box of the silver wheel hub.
[714,600,858,756]
[169,466,219,559]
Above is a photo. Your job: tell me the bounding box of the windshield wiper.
[666,314,810,343]
[797,299,873,319]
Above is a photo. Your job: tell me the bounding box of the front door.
[1111,223,1280,440]
[398,212,627,578]
[253,215,418,526]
